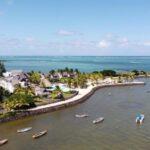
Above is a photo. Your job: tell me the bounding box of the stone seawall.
[0,82,145,123]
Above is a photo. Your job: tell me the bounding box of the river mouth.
[0,78,150,150]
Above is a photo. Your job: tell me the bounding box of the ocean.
[0,56,150,72]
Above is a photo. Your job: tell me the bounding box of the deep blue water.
[0,56,150,72]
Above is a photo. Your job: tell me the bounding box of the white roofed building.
[0,79,14,93]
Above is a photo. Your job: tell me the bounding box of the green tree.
[64,67,69,73]
[3,86,35,111]
[49,69,55,75]
[75,68,80,74]
[14,85,34,96]
[3,93,35,111]
[0,87,10,102]
[101,70,117,77]
[29,71,41,84]
[0,61,6,76]
[78,74,87,88]
[132,70,139,76]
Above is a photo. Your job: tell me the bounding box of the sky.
[0,0,150,56]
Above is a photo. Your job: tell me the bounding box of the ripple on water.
[118,101,144,109]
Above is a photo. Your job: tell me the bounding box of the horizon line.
[0,55,150,57]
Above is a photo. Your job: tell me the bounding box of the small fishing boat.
[136,114,144,124]
[0,139,8,146]
[32,130,47,139]
[93,117,104,124]
[17,127,32,133]
[75,114,88,118]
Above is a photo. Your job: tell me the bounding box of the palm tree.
[49,69,55,75]
[67,78,72,88]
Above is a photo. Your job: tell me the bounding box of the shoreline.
[0,81,145,123]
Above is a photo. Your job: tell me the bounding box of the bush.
[132,70,139,76]
[3,93,35,111]
[101,70,117,77]
[29,71,41,84]
[0,61,6,76]
[0,87,10,102]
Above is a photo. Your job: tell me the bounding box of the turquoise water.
[0,56,150,72]
[0,78,150,150]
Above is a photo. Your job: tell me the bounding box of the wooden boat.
[93,117,104,124]
[0,139,8,146]
[32,130,47,139]
[17,127,32,133]
[136,114,144,124]
[75,114,88,118]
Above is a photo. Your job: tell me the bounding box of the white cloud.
[97,34,130,49]
[118,37,129,46]
[97,40,110,48]
[57,29,75,36]
[57,29,83,36]
[25,37,36,44]
[143,41,150,46]
[1,33,150,56]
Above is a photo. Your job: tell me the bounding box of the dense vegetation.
[28,71,41,84]
[3,87,35,111]
[100,70,117,77]
[0,87,10,102]
[0,61,6,76]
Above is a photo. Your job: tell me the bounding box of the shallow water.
[1,56,150,72]
[1,78,150,150]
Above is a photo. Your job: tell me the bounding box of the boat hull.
[93,117,104,124]
[75,114,88,118]
[0,139,8,146]
[17,127,32,133]
[32,130,47,139]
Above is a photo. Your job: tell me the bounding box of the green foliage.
[3,93,35,111]
[3,87,35,111]
[0,61,6,76]
[101,70,117,77]
[50,78,60,83]
[132,70,139,76]
[75,68,80,74]
[140,70,146,75]
[29,71,41,84]
[78,74,87,88]
[50,85,64,100]
[51,91,59,100]
[0,87,10,102]
[49,69,55,75]
[14,85,34,96]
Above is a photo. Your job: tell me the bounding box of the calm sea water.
[0,56,150,72]
[0,78,150,150]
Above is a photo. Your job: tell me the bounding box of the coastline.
[0,81,145,123]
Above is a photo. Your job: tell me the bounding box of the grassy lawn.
[63,92,74,99]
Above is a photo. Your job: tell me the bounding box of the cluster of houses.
[0,70,30,93]
[0,69,128,98]
[49,71,77,80]
[0,70,73,97]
